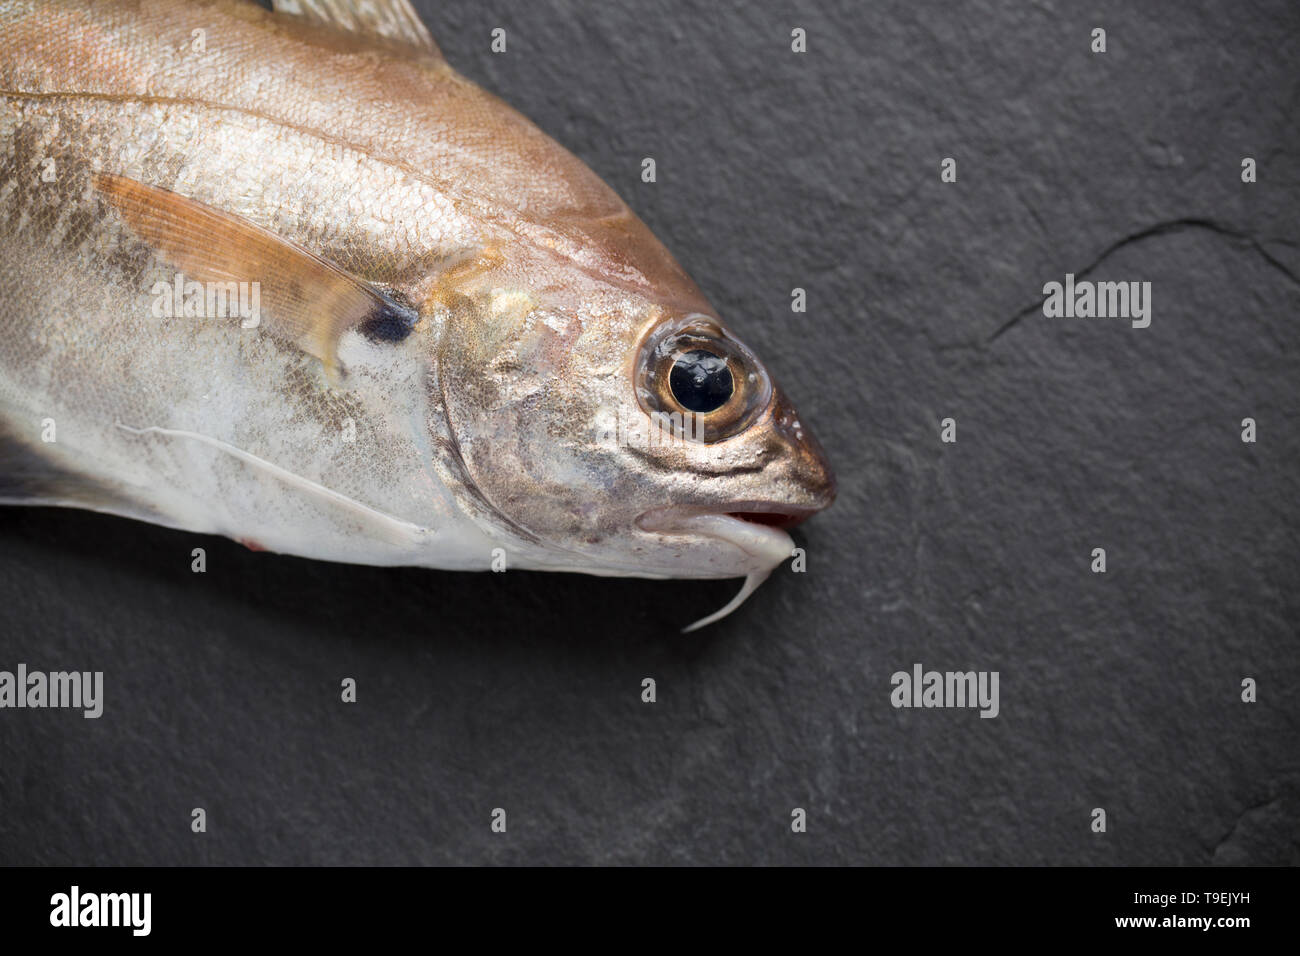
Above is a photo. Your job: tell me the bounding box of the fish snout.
[722,388,835,529]
[775,387,836,502]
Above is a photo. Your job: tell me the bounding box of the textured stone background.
[1,0,1297,865]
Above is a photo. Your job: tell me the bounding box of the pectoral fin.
[93,172,416,380]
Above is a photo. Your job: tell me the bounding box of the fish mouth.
[637,502,808,572]
[725,505,818,529]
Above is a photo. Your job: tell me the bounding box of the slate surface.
[1,0,1297,865]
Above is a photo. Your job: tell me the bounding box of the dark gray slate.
[0,0,1296,865]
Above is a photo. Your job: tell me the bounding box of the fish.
[0,0,834,631]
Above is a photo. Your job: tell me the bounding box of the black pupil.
[669,349,733,413]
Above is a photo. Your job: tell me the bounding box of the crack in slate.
[1210,796,1282,860]
[987,218,1300,345]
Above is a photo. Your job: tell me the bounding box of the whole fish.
[0,0,834,629]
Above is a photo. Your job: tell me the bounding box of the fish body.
[0,0,833,626]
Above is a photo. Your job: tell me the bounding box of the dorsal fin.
[271,0,441,57]
[93,172,417,380]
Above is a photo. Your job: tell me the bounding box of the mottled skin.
[0,0,833,607]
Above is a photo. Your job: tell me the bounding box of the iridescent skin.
[0,0,834,621]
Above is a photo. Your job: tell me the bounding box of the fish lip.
[636,504,799,569]
[725,504,819,529]
[642,500,820,528]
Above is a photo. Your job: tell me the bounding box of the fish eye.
[669,349,733,413]
[635,314,772,443]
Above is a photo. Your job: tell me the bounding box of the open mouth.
[726,508,814,529]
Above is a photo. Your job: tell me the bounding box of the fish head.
[431,238,836,582]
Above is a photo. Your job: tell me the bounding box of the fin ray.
[272,0,440,56]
